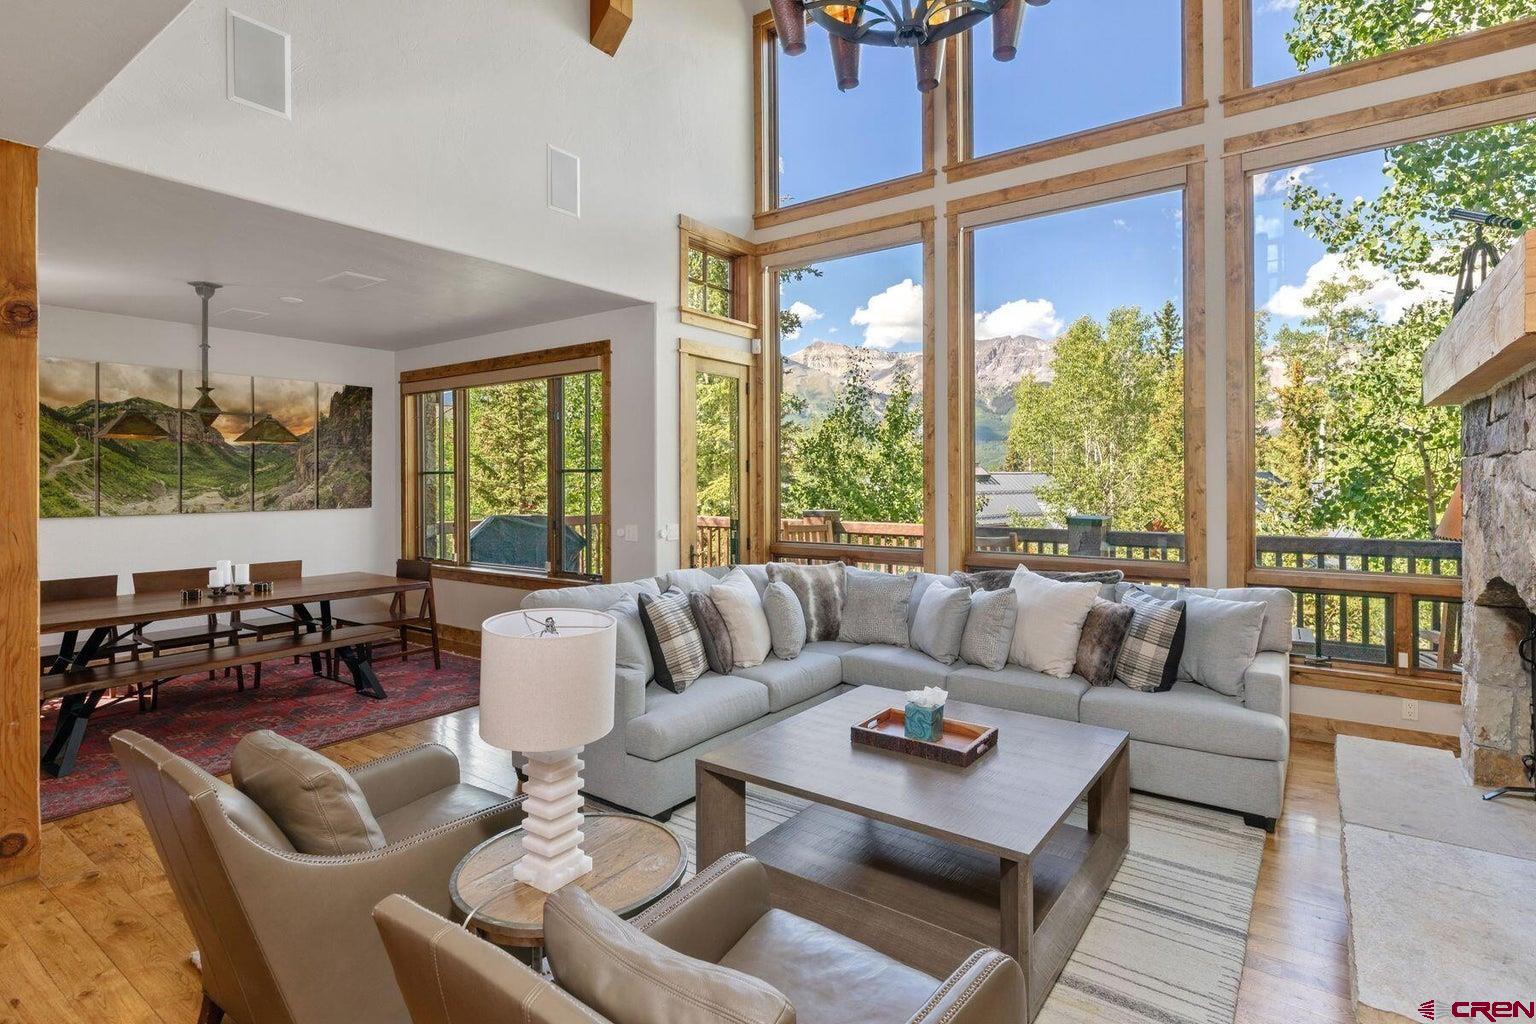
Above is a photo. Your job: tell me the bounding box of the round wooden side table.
[449,812,687,965]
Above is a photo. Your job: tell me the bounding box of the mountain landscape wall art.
[38,357,373,519]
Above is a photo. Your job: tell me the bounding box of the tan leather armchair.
[374,853,1025,1024]
[112,730,521,1024]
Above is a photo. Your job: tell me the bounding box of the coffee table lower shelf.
[745,803,1126,1020]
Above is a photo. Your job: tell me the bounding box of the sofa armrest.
[1243,650,1290,721]
[635,852,771,964]
[905,949,1025,1024]
[349,743,462,817]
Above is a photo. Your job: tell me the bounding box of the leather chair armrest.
[349,743,462,816]
[905,949,1025,1024]
[634,852,771,964]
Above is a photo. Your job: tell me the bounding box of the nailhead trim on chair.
[351,742,455,771]
[906,949,1010,1024]
[635,851,753,932]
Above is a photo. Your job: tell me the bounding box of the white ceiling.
[0,0,192,146]
[38,151,644,351]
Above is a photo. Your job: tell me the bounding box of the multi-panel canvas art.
[39,357,373,518]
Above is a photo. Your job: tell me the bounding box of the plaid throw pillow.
[1115,590,1186,693]
[638,588,707,693]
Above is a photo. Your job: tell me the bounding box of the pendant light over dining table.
[768,0,1049,92]
[188,281,224,431]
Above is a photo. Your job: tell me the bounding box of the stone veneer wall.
[1460,364,1536,785]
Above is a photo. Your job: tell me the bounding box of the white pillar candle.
[208,568,222,588]
[234,563,250,585]
[216,560,233,586]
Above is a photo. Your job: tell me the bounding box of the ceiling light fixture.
[769,0,1049,92]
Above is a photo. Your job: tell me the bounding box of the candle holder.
[233,583,252,596]
[253,581,274,595]
[206,584,231,598]
[180,588,202,603]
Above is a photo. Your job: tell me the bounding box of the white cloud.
[1254,213,1284,237]
[1113,218,1129,230]
[1252,164,1315,197]
[1259,0,1298,11]
[851,279,923,349]
[781,300,823,340]
[974,297,1064,341]
[1264,252,1455,324]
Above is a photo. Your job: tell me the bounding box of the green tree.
[1286,0,1536,73]
[694,373,741,517]
[467,380,547,521]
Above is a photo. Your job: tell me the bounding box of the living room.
[2,1,1534,1022]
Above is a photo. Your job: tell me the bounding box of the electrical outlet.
[1401,698,1419,722]
[1397,651,1410,669]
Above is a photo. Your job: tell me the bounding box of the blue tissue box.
[904,702,944,742]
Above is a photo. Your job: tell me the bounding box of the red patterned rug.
[41,651,481,822]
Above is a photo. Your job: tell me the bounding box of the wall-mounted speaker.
[227,10,291,118]
[548,145,581,218]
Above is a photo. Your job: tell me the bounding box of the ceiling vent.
[317,270,387,290]
[227,11,291,118]
[548,146,581,218]
[213,307,270,322]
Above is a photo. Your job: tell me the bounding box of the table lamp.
[479,608,616,893]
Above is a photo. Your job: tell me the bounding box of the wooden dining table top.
[40,572,428,633]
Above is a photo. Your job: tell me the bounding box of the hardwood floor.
[0,714,1347,1024]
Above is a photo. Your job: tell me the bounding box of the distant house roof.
[468,515,587,572]
[974,468,1048,526]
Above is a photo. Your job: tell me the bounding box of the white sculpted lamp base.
[515,747,591,892]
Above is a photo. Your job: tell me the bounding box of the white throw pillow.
[709,567,771,668]
[1009,566,1100,678]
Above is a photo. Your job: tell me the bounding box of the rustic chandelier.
[769,0,1050,92]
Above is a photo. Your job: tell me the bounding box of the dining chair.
[336,559,441,670]
[41,574,135,672]
[130,566,246,697]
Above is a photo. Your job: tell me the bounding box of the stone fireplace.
[1424,232,1536,787]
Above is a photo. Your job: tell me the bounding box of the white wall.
[38,305,399,593]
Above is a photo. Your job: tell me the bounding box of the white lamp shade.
[479,608,617,753]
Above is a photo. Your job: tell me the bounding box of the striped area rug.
[663,788,1263,1024]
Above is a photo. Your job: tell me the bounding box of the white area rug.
[664,787,1264,1024]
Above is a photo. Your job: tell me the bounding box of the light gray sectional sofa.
[522,566,1293,830]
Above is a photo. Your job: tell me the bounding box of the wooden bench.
[40,625,395,778]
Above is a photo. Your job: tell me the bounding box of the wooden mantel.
[1423,231,1536,407]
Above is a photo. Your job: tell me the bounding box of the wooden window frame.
[945,0,1206,183]
[680,339,756,569]
[399,340,613,587]
[1223,88,1536,681]
[755,208,939,572]
[1222,0,1536,117]
[752,11,938,232]
[946,147,1208,585]
[679,216,760,340]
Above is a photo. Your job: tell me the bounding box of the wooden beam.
[0,139,40,887]
[590,0,633,56]
[1423,231,1536,407]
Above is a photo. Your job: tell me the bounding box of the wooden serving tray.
[850,708,998,768]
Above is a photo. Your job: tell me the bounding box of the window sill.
[680,308,759,340]
[430,564,600,591]
[1289,661,1462,705]
[754,170,938,231]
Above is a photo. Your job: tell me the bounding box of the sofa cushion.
[1115,583,1295,655]
[733,652,843,712]
[766,562,844,641]
[230,730,387,855]
[639,589,708,693]
[626,676,771,761]
[1009,567,1100,678]
[523,578,660,611]
[661,566,729,594]
[1075,599,1133,686]
[910,581,971,665]
[689,592,735,676]
[838,568,914,647]
[803,640,863,659]
[1115,590,1186,693]
[762,580,806,660]
[1079,681,1288,761]
[959,588,1017,671]
[839,644,951,690]
[709,567,771,668]
[946,664,1089,721]
[608,595,655,686]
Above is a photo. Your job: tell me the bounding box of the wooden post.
[0,139,40,886]
[590,0,633,56]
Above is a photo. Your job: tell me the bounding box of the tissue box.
[904,701,944,743]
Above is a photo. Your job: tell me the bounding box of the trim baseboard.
[438,623,481,658]
[1291,713,1459,754]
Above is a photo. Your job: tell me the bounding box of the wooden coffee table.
[449,812,687,963]
[695,686,1130,1022]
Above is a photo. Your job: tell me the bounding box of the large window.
[1243,117,1536,667]
[968,0,1183,159]
[773,240,928,566]
[404,344,609,582]
[1249,0,1536,88]
[969,189,1187,565]
[762,17,925,214]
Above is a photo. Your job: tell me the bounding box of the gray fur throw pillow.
[952,567,1124,592]
[765,562,845,641]
[1074,598,1134,686]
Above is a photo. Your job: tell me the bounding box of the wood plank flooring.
[0,711,1348,1024]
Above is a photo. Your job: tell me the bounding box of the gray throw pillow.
[910,582,971,665]
[1164,590,1267,697]
[952,567,1125,592]
[1075,598,1134,686]
[688,592,735,676]
[762,580,806,660]
[1111,582,1293,655]
[607,595,655,684]
[765,562,844,641]
[638,588,707,693]
[1115,590,1186,693]
[839,569,914,646]
[959,588,1017,671]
